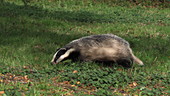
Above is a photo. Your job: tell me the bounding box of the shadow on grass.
[1,2,169,24]
[0,2,114,23]
[0,2,110,47]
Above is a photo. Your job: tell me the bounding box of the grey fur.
[51,34,144,66]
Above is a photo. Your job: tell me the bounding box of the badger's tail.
[131,53,144,65]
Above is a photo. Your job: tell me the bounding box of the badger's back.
[65,34,129,49]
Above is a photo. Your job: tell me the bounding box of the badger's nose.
[51,62,57,65]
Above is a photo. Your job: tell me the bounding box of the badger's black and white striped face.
[51,48,75,64]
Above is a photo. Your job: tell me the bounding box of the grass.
[0,0,170,95]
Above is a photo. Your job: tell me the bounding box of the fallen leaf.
[23,66,29,69]
[133,82,138,87]
[65,92,72,96]
[76,81,80,84]
[24,75,28,80]
[117,68,123,71]
[63,81,70,84]
[0,91,5,94]
[129,82,138,87]
[73,70,78,73]
[71,85,76,87]
[0,79,3,83]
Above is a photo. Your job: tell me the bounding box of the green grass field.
[0,0,170,95]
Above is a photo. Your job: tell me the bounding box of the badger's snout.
[51,61,57,65]
[51,56,57,65]
[51,58,57,64]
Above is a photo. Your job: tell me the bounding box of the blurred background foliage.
[18,0,170,8]
[1,0,169,8]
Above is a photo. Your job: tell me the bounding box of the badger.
[51,34,144,66]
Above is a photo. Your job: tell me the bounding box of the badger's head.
[51,48,75,64]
